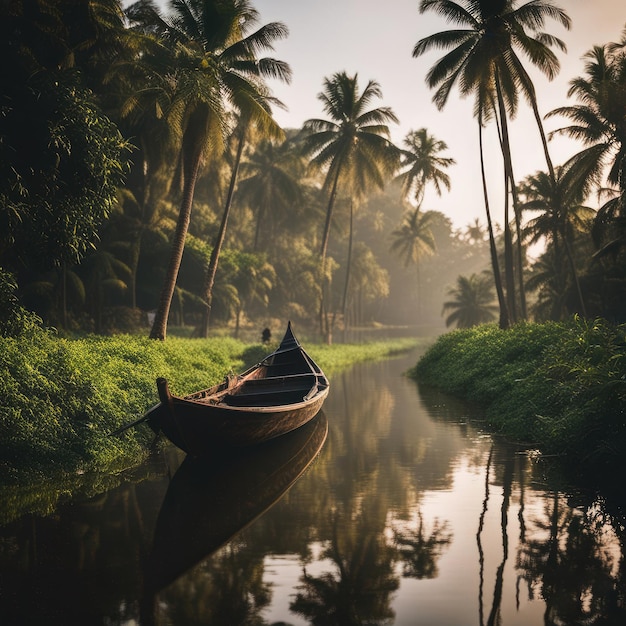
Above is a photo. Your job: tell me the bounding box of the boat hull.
[147,322,329,455]
[154,385,329,454]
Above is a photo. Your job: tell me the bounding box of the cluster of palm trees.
[122,2,458,341]
[2,0,463,339]
[3,0,626,338]
[414,0,626,327]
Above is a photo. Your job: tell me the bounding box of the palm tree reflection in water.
[473,443,624,626]
[2,358,626,624]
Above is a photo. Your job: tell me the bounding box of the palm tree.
[79,248,131,333]
[21,265,86,330]
[390,207,437,320]
[463,218,487,245]
[302,72,399,262]
[547,41,626,261]
[268,238,323,326]
[230,252,276,337]
[524,248,566,321]
[301,72,399,339]
[520,168,594,317]
[112,186,170,310]
[548,43,626,199]
[200,105,287,338]
[237,136,305,250]
[413,0,570,326]
[343,241,390,328]
[442,273,498,328]
[127,0,290,340]
[396,128,454,207]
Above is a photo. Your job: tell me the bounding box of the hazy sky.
[247,0,626,229]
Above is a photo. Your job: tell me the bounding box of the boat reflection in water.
[140,411,328,623]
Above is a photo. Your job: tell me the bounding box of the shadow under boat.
[141,411,328,602]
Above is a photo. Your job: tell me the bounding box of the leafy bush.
[0,329,246,482]
[410,318,626,472]
[534,317,626,465]
[0,269,42,337]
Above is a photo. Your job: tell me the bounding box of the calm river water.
[2,349,626,625]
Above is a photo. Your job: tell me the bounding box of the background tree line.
[1,0,625,341]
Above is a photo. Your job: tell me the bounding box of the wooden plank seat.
[264,360,315,377]
[235,380,314,397]
[243,373,317,389]
[223,385,316,407]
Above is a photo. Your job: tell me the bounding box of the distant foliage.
[442,273,497,328]
[0,269,42,337]
[411,318,626,473]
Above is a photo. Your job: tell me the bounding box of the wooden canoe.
[147,322,329,455]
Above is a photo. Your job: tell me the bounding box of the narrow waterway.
[1,349,625,625]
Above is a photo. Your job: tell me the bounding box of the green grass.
[308,337,422,374]
[410,317,626,473]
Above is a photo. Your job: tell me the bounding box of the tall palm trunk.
[498,127,527,320]
[520,90,561,321]
[150,105,209,341]
[551,225,566,318]
[495,74,519,322]
[320,163,343,262]
[478,114,509,329]
[509,169,528,320]
[532,102,555,179]
[319,162,343,343]
[529,91,588,317]
[149,156,201,341]
[563,234,588,317]
[416,263,423,321]
[200,129,246,338]
[61,263,68,330]
[234,304,242,338]
[253,187,271,251]
[340,200,354,339]
[253,203,264,251]
[129,230,142,310]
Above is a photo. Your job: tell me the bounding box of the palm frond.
[419,0,478,28]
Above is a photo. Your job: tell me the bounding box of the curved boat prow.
[157,377,171,404]
[279,320,300,350]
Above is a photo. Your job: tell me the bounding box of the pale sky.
[250,0,626,229]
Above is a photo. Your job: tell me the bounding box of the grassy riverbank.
[0,325,419,485]
[410,317,626,475]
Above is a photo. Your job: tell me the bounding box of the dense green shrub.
[0,328,246,482]
[0,269,42,337]
[410,318,626,472]
[533,318,626,466]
